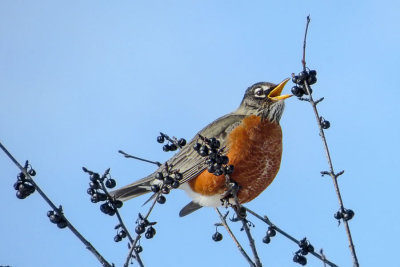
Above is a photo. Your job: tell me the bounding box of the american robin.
[111,78,291,216]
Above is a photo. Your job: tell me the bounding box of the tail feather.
[110,175,154,202]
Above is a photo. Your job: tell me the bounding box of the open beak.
[268,78,292,101]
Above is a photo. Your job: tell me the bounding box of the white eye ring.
[254,88,266,98]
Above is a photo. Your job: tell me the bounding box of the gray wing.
[110,113,246,202]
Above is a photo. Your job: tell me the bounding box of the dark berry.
[198,145,209,156]
[13,181,22,190]
[267,227,276,237]
[205,158,214,166]
[164,176,173,185]
[114,235,122,242]
[161,187,170,194]
[100,203,112,214]
[47,210,54,217]
[163,144,170,152]
[16,190,26,199]
[171,180,180,189]
[224,165,234,175]
[307,75,317,85]
[157,195,166,204]
[301,248,309,255]
[91,194,99,203]
[151,184,160,193]
[26,184,35,194]
[208,152,217,161]
[144,232,153,239]
[145,227,156,239]
[309,70,317,76]
[28,169,36,176]
[169,143,178,151]
[57,220,68,229]
[174,173,183,180]
[140,218,149,227]
[97,193,107,201]
[292,75,299,84]
[49,214,62,224]
[155,172,163,180]
[298,71,308,82]
[307,244,314,253]
[114,200,123,209]
[87,188,95,195]
[178,138,186,147]
[89,181,100,190]
[118,230,127,238]
[135,225,145,234]
[209,138,220,149]
[157,135,165,143]
[212,232,223,242]
[262,236,271,244]
[343,209,355,221]
[207,165,216,174]
[293,254,307,266]
[334,211,342,220]
[321,119,330,129]
[90,173,100,182]
[134,246,143,253]
[214,168,223,176]
[291,86,304,97]
[219,156,229,165]
[108,208,116,216]
[193,143,201,151]
[105,179,116,189]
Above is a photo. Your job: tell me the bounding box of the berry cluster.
[291,69,317,97]
[83,167,123,216]
[334,208,354,222]
[293,238,314,266]
[212,225,223,242]
[13,161,36,199]
[193,136,234,177]
[157,132,187,152]
[47,209,68,229]
[151,169,183,204]
[135,213,157,241]
[113,224,127,242]
[262,226,276,244]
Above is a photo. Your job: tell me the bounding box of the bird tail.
[109,175,154,202]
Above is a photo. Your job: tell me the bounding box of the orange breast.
[188,115,283,203]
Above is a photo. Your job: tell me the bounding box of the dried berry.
[178,138,186,147]
[262,236,271,244]
[157,195,166,204]
[157,135,165,143]
[212,232,223,242]
[105,179,116,189]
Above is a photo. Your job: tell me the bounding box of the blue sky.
[1,1,399,266]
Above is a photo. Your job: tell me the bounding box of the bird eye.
[254,88,265,98]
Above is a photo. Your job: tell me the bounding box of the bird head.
[237,78,291,122]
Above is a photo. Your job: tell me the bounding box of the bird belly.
[187,115,283,206]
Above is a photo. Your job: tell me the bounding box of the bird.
[111,78,291,217]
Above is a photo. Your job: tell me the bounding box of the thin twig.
[215,208,255,267]
[0,141,113,267]
[302,15,311,71]
[225,175,262,267]
[123,193,159,267]
[301,16,359,267]
[118,150,162,167]
[245,207,339,267]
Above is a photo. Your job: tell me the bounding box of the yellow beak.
[268,78,292,101]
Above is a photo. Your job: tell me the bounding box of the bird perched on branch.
[111,78,291,216]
